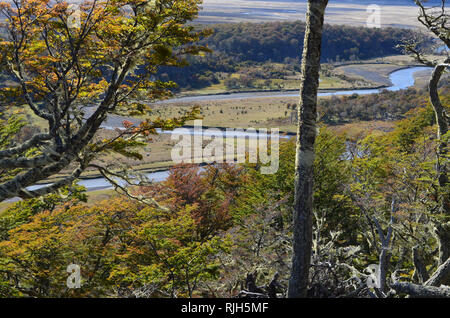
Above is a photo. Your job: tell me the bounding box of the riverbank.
[86,65,433,183]
[164,84,390,102]
[1,64,431,209]
[169,60,417,101]
[146,65,431,104]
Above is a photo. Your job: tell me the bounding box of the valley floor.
[198,0,423,29]
[0,55,437,214]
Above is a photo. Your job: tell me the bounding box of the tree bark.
[425,257,450,287]
[413,246,430,284]
[429,58,450,267]
[288,0,328,298]
[412,1,450,268]
[430,57,449,207]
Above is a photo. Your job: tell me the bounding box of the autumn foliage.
[0,0,206,201]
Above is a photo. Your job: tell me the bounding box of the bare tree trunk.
[288,0,328,298]
[410,1,450,269]
[425,257,450,287]
[390,257,450,297]
[391,282,450,298]
[372,203,395,295]
[413,246,430,284]
[375,218,393,293]
[429,58,450,267]
[430,59,449,190]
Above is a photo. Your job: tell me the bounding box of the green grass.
[1,55,425,187]
[177,56,421,97]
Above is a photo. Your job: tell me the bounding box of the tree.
[134,163,243,239]
[381,0,450,297]
[0,112,26,184]
[403,0,450,268]
[109,201,231,298]
[0,0,206,202]
[289,0,328,298]
[0,192,231,298]
[0,188,102,297]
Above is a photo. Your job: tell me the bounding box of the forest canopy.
[159,20,430,90]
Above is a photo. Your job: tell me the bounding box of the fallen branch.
[237,291,268,298]
[425,258,450,287]
[391,282,450,298]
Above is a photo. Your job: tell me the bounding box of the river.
[159,66,432,103]
[19,65,433,195]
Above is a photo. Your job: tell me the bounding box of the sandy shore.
[198,0,424,29]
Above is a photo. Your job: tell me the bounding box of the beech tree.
[0,0,206,202]
[412,0,450,266]
[390,0,450,296]
[288,0,328,298]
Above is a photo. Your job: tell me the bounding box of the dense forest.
[318,77,450,124]
[201,22,421,62]
[0,106,445,297]
[159,21,429,90]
